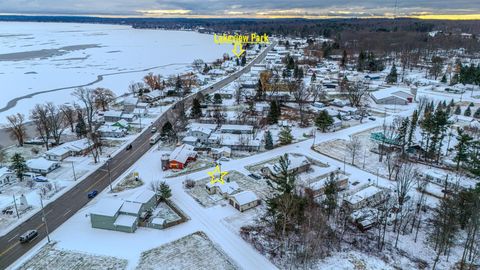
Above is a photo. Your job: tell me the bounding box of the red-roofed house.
[169,144,197,169]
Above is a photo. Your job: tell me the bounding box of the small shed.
[228,191,260,212]
[113,214,138,233]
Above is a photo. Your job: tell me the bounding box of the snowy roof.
[169,144,197,164]
[114,119,129,127]
[113,214,137,227]
[0,167,13,176]
[123,97,139,105]
[65,138,93,152]
[26,158,59,171]
[98,125,124,133]
[218,181,240,195]
[371,87,412,101]
[211,146,231,154]
[220,124,254,132]
[128,189,156,204]
[346,186,383,205]
[231,190,259,205]
[188,123,215,135]
[45,145,71,157]
[120,201,142,215]
[182,136,198,143]
[265,155,310,173]
[152,217,166,225]
[103,110,123,118]
[91,199,123,217]
[209,133,262,147]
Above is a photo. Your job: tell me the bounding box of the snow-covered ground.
[0,22,230,122]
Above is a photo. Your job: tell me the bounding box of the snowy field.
[136,232,238,270]
[0,22,230,122]
[18,242,128,270]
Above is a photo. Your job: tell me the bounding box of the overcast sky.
[0,0,479,18]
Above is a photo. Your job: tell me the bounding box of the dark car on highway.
[87,190,98,199]
[126,144,132,151]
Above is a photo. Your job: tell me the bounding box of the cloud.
[0,0,478,18]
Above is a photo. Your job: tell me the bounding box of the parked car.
[87,190,98,199]
[19,230,38,243]
[218,157,230,162]
[368,117,376,121]
[33,176,48,182]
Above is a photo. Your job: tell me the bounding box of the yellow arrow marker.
[232,42,245,58]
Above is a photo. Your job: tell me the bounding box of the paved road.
[0,43,274,269]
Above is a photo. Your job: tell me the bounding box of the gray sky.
[0,0,479,18]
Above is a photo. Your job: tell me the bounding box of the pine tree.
[311,72,317,82]
[323,172,339,218]
[175,75,182,91]
[159,181,172,200]
[190,98,202,119]
[75,116,87,138]
[340,50,347,68]
[455,106,462,115]
[255,79,263,100]
[278,126,293,145]
[464,106,472,117]
[397,117,410,154]
[267,101,279,124]
[265,131,274,150]
[386,63,398,84]
[315,110,334,132]
[473,107,480,119]
[213,93,222,104]
[357,50,366,71]
[455,128,473,170]
[407,110,418,147]
[11,153,26,181]
[241,54,246,66]
[441,74,447,83]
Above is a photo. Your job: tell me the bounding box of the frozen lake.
[0,22,230,123]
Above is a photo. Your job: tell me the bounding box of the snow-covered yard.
[136,231,238,270]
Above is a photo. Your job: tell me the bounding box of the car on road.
[19,230,38,243]
[151,126,157,133]
[210,87,213,90]
[33,176,48,182]
[368,117,376,121]
[87,190,98,199]
[126,144,132,151]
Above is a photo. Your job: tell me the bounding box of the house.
[219,124,254,134]
[103,110,124,122]
[187,123,216,144]
[127,189,157,213]
[228,191,260,212]
[169,144,197,169]
[26,158,60,175]
[208,133,262,151]
[112,119,130,130]
[205,181,240,197]
[344,185,385,210]
[132,108,148,117]
[209,147,232,159]
[0,167,16,186]
[123,97,139,113]
[121,113,137,123]
[44,138,93,161]
[90,198,138,233]
[371,87,413,105]
[307,173,349,197]
[261,155,311,178]
[98,124,127,138]
[141,90,165,103]
[182,136,198,146]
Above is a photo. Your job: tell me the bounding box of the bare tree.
[128,81,146,96]
[6,113,27,146]
[292,81,311,127]
[60,104,77,132]
[394,162,416,248]
[30,104,51,149]
[87,130,102,163]
[192,59,205,73]
[45,103,67,145]
[144,73,162,90]
[346,80,368,107]
[72,88,96,132]
[92,87,116,111]
[346,136,362,165]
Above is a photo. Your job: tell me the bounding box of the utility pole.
[71,162,77,181]
[39,195,51,243]
[106,159,113,192]
[12,194,19,219]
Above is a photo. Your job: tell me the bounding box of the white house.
[44,138,93,161]
[187,123,216,144]
[371,87,413,105]
[219,124,254,134]
[228,190,260,212]
[98,125,127,138]
[344,185,385,209]
[26,158,60,175]
[0,167,16,186]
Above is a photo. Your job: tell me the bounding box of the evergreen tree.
[449,99,455,107]
[255,79,264,100]
[311,72,317,82]
[267,101,279,124]
[315,110,334,132]
[11,153,26,181]
[190,98,202,119]
[265,131,274,150]
[386,63,398,84]
[397,117,410,154]
[454,128,473,170]
[340,50,347,68]
[75,115,87,138]
[159,181,172,200]
[357,50,366,71]
[241,54,246,66]
[455,106,462,115]
[175,75,182,92]
[441,74,447,83]
[278,126,293,145]
[464,106,472,117]
[323,172,339,218]
[235,58,240,66]
[473,107,480,119]
[407,110,418,147]
[213,93,223,104]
